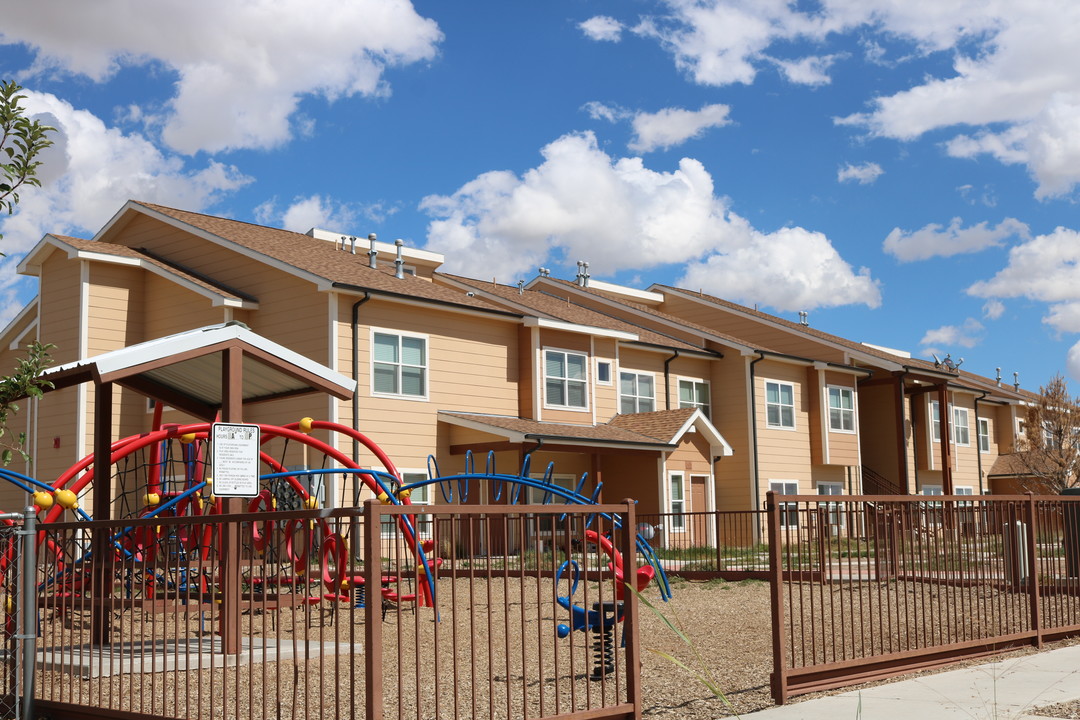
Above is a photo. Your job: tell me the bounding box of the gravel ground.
[30,575,1080,719]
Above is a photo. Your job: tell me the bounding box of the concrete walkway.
[746,645,1080,719]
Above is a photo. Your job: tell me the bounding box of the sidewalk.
[746,644,1080,719]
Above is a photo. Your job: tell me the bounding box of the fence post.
[18,507,36,720]
[715,511,723,573]
[766,491,788,704]
[364,498,384,720]
[1025,493,1042,648]
[619,499,642,718]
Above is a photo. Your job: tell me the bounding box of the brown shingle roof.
[439,274,707,352]
[607,408,697,443]
[127,203,519,316]
[439,411,675,447]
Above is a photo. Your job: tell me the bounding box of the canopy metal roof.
[41,322,355,420]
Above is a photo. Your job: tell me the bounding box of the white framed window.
[678,379,711,419]
[953,407,970,446]
[384,471,431,538]
[765,380,795,429]
[372,330,428,399]
[544,348,588,410]
[922,485,943,496]
[955,486,973,496]
[817,481,844,527]
[827,386,855,432]
[930,400,942,442]
[669,472,686,531]
[978,418,990,453]
[595,360,613,385]
[620,371,655,414]
[770,480,800,529]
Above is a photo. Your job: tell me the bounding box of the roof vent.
[576,260,591,288]
[367,233,378,269]
[1014,371,1020,391]
[538,267,551,278]
[798,311,809,326]
[996,367,1002,387]
[517,280,525,295]
[394,239,405,279]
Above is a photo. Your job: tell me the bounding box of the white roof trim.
[523,316,638,341]
[1,299,38,350]
[44,322,356,394]
[670,408,734,457]
[437,412,527,443]
[585,279,665,304]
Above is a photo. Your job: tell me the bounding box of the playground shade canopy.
[35,321,356,419]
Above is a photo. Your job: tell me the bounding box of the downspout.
[974,390,989,495]
[750,352,765,509]
[895,369,910,493]
[663,350,680,410]
[351,293,372,481]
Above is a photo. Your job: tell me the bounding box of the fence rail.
[27,500,641,720]
[766,493,1080,703]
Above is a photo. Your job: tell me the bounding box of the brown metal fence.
[30,500,641,720]
[766,493,1080,703]
[635,511,767,580]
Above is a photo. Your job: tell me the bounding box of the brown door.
[690,475,708,545]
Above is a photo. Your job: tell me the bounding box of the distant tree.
[1017,374,1080,493]
[0,80,54,465]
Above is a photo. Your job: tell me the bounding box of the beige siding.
[756,360,812,493]
[712,356,753,511]
[144,273,223,339]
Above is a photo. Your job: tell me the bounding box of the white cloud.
[580,16,624,42]
[968,227,1080,305]
[772,54,841,86]
[920,318,984,350]
[883,217,1028,263]
[629,104,732,152]
[0,91,250,259]
[1068,340,1080,383]
[582,101,627,123]
[1044,302,1080,334]
[837,162,884,185]
[420,131,880,311]
[256,195,397,233]
[622,1,1080,197]
[0,0,442,154]
[982,299,1005,320]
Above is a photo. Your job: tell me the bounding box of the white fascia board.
[437,412,527,443]
[333,285,521,323]
[16,234,65,276]
[307,229,445,267]
[670,408,734,457]
[524,316,638,341]
[585,279,665,305]
[122,203,331,291]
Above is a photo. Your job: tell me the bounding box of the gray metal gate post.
[18,507,35,720]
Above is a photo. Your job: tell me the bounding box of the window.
[383,472,430,538]
[765,381,795,429]
[620,371,655,414]
[953,407,970,446]
[817,482,844,527]
[978,418,990,453]
[669,473,686,530]
[827,386,855,432]
[922,485,943,496]
[930,400,942,441]
[544,349,588,409]
[373,331,427,398]
[770,480,799,529]
[678,379,711,419]
[596,360,612,385]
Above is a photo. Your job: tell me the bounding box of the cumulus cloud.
[629,104,732,152]
[580,16,624,42]
[0,0,442,154]
[0,91,250,259]
[982,299,1005,320]
[256,195,399,233]
[619,1,1080,197]
[837,162,884,185]
[420,131,880,311]
[883,218,1028,263]
[1068,341,1080,382]
[921,318,984,350]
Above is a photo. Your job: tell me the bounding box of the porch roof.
[439,411,676,452]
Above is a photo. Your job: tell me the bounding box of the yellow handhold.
[398,489,411,499]
[299,417,314,434]
[55,489,78,510]
[377,492,389,505]
[33,491,53,511]
[4,597,12,614]
[304,495,319,510]
[340,579,351,591]
[180,433,197,444]
[145,493,161,506]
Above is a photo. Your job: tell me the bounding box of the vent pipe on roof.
[798,311,809,326]
[517,280,525,295]
[339,235,347,252]
[538,267,550,278]
[576,260,591,287]
[1013,371,1020,391]
[367,233,378,269]
[996,367,1002,387]
[350,236,357,254]
[394,238,405,279]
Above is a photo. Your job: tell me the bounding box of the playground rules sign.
[212,422,261,497]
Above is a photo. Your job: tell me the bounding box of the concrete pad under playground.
[746,645,1080,719]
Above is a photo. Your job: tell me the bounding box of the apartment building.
[0,200,1034,530]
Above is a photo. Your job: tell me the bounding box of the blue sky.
[3,0,1080,391]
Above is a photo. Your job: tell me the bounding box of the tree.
[1017,374,1080,493]
[1,80,54,242]
[0,81,54,464]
